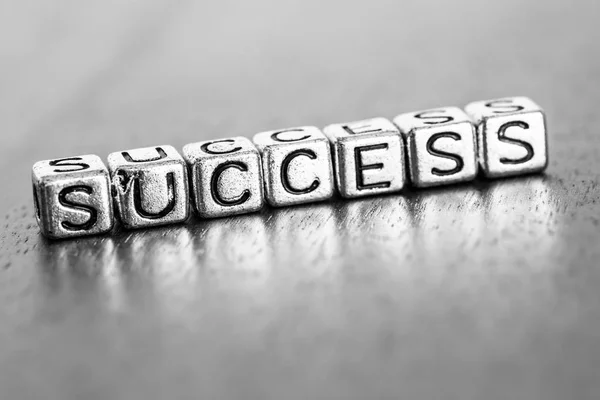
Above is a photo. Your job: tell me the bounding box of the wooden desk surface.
[1,1,600,399]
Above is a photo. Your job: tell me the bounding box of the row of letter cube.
[32,96,548,239]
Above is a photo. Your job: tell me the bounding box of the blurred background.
[1,0,600,399]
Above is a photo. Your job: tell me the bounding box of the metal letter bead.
[182,137,264,218]
[464,96,548,178]
[32,155,114,239]
[107,145,189,229]
[393,107,478,188]
[252,126,335,207]
[323,117,406,198]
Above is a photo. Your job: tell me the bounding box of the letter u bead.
[107,145,189,229]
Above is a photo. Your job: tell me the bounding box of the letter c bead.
[183,137,264,218]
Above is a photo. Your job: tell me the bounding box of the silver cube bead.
[464,96,548,178]
[253,126,335,207]
[183,137,265,218]
[32,154,114,239]
[393,107,478,188]
[107,145,189,229]
[323,117,406,198]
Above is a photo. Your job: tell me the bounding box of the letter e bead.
[107,145,189,229]
[253,126,334,207]
[464,96,548,178]
[183,137,264,218]
[324,117,406,198]
[32,155,114,239]
[394,107,478,188]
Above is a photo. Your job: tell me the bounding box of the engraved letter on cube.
[32,155,114,239]
[394,107,478,188]
[253,127,334,207]
[465,96,548,178]
[324,117,406,198]
[108,145,189,229]
[183,137,264,218]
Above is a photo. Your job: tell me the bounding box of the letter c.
[201,139,242,155]
[281,149,320,194]
[211,161,251,206]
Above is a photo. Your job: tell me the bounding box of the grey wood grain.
[1,0,600,399]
